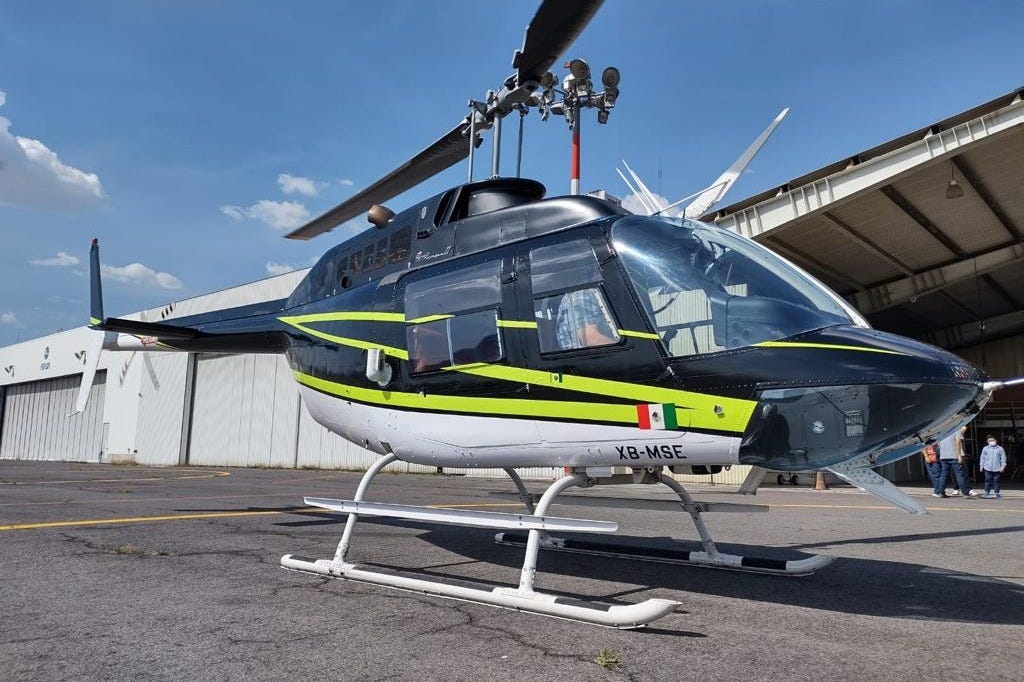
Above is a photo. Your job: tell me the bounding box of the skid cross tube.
[281,466,681,628]
[495,470,834,576]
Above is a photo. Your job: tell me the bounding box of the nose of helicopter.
[737,327,989,471]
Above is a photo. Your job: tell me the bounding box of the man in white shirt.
[936,431,978,497]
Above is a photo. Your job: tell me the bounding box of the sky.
[1,0,1023,344]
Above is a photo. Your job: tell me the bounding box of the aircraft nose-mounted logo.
[811,420,826,434]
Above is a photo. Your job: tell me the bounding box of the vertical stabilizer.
[89,238,104,326]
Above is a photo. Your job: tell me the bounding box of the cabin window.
[611,215,854,357]
[405,261,503,374]
[529,240,619,353]
[389,226,411,264]
[375,238,389,271]
[362,244,375,272]
[433,191,455,226]
[405,261,501,320]
[309,259,334,301]
[350,252,362,276]
[408,310,504,373]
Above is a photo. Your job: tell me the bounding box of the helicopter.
[78,0,1017,628]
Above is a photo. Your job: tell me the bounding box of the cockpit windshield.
[612,215,863,357]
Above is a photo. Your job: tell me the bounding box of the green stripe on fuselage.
[280,312,757,433]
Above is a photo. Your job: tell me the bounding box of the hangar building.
[3,88,1023,484]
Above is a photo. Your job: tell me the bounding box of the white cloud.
[621,191,670,215]
[277,173,325,197]
[266,261,296,276]
[220,199,310,231]
[0,90,106,212]
[339,178,354,187]
[29,251,80,267]
[1,311,19,325]
[265,256,317,276]
[220,205,246,220]
[101,262,183,290]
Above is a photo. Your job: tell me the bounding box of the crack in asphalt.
[305,573,635,678]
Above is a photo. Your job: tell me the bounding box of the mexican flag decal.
[636,403,678,430]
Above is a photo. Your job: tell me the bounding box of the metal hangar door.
[0,372,107,462]
[186,354,299,467]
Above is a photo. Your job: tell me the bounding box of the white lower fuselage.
[299,385,740,469]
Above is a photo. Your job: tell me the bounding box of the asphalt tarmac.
[1,461,1022,681]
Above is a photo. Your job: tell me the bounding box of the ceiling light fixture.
[945,163,964,199]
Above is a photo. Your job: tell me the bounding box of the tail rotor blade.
[71,330,106,416]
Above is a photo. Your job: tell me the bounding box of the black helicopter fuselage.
[91,178,989,472]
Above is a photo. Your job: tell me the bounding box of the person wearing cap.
[979,434,1007,499]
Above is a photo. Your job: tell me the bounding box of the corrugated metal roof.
[711,88,1024,355]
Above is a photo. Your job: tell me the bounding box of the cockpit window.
[612,216,856,357]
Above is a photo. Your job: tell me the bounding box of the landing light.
[601,66,620,88]
[568,58,590,80]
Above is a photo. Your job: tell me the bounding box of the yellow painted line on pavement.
[0,471,231,485]
[0,507,325,532]
[768,503,1024,514]
[428,499,528,503]
[1,502,523,531]
[0,492,323,508]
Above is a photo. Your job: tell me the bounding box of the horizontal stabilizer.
[96,317,201,340]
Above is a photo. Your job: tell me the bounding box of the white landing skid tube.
[281,459,680,629]
[496,470,834,576]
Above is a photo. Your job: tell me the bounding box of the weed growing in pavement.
[111,543,144,555]
[595,648,620,671]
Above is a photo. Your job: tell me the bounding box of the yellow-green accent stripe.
[406,314,454,325]
[754,341,906,356]
[89,316,101,325]
[280,311,756,432]
[437,363,754,432]
[618,329,660,340]
[497,319,539,329]
[281,312,406,323]
[279,316,409,360]
[294,370,726,429]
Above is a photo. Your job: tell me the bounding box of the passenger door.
[510,226,671,441]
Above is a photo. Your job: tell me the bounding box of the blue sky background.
[2,0,1023,343]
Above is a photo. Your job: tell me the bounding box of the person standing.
[924,443,944,497]
[979,434,1007,499]
[956,426,974,483]
[937,431,978,497]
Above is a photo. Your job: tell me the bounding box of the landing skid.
[493,533,833,576]
[280,555,678,628]
[280,458,833,628]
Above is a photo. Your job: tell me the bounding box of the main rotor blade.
[514,0,605,86]
[285,121,472,240]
